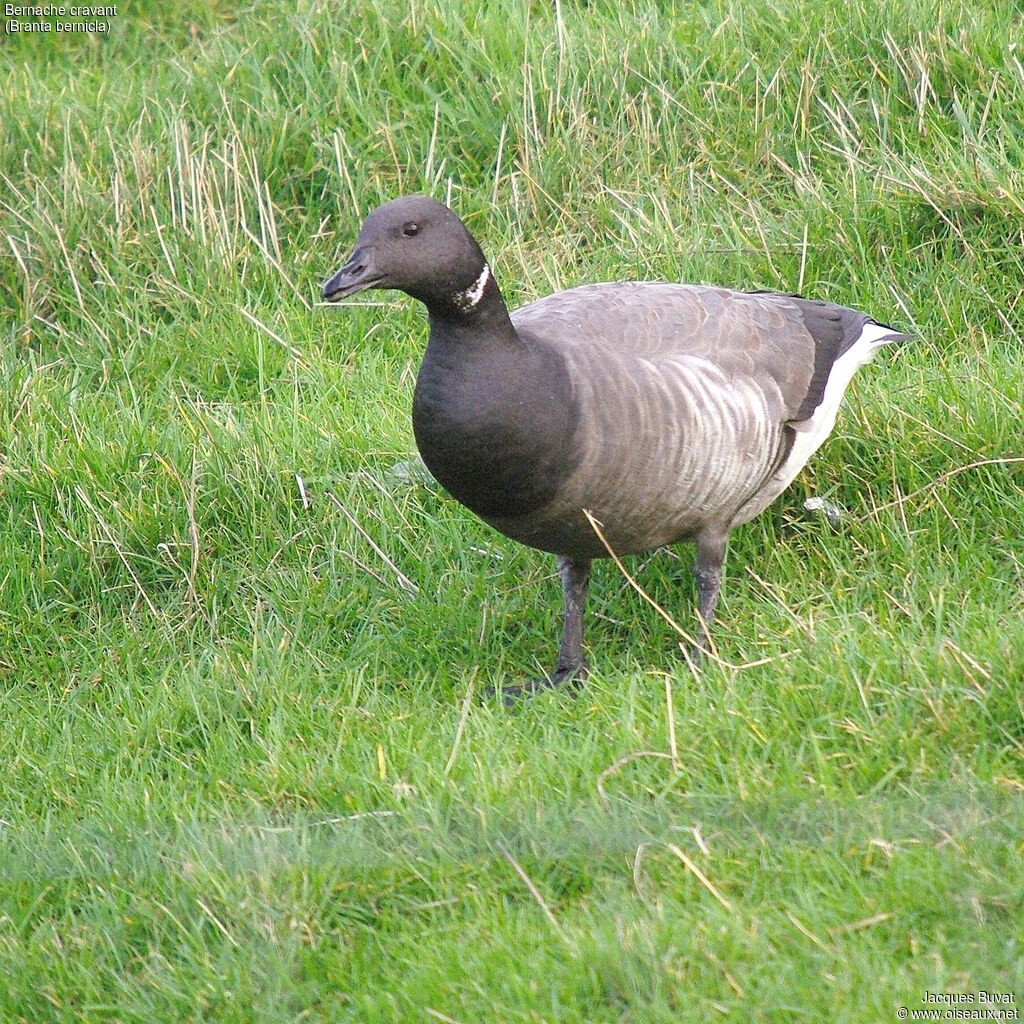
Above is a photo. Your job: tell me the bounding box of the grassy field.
[2,0,1023,1019]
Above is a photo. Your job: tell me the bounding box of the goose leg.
[691,528,727,662]
[552,555,592,682]
[500,556,591,702]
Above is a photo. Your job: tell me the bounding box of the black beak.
[321,247,382,302]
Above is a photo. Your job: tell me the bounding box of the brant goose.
[323,195,910,696]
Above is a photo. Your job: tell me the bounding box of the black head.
[322,195,495,316]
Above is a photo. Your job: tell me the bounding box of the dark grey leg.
[499,556,591,702]
[553,555,591,678]
[691,528,727,661]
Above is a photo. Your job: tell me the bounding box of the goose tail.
[861,320,916,347]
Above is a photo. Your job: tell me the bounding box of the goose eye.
[402,222,420,237]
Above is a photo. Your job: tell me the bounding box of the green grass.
[2,0,1024,1019]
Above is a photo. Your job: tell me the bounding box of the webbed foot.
[490,663,588,705]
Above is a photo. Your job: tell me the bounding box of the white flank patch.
[453,263,490,311]
[773,322,902,490]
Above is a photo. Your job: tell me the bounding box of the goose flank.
[322,195,912,698]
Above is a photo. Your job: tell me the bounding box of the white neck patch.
[453,263,490,312]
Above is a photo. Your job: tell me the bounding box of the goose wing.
[511,281,906,427]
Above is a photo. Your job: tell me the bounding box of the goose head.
[322,195,493,316]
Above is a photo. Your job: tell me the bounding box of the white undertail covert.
[774,321,903,491]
